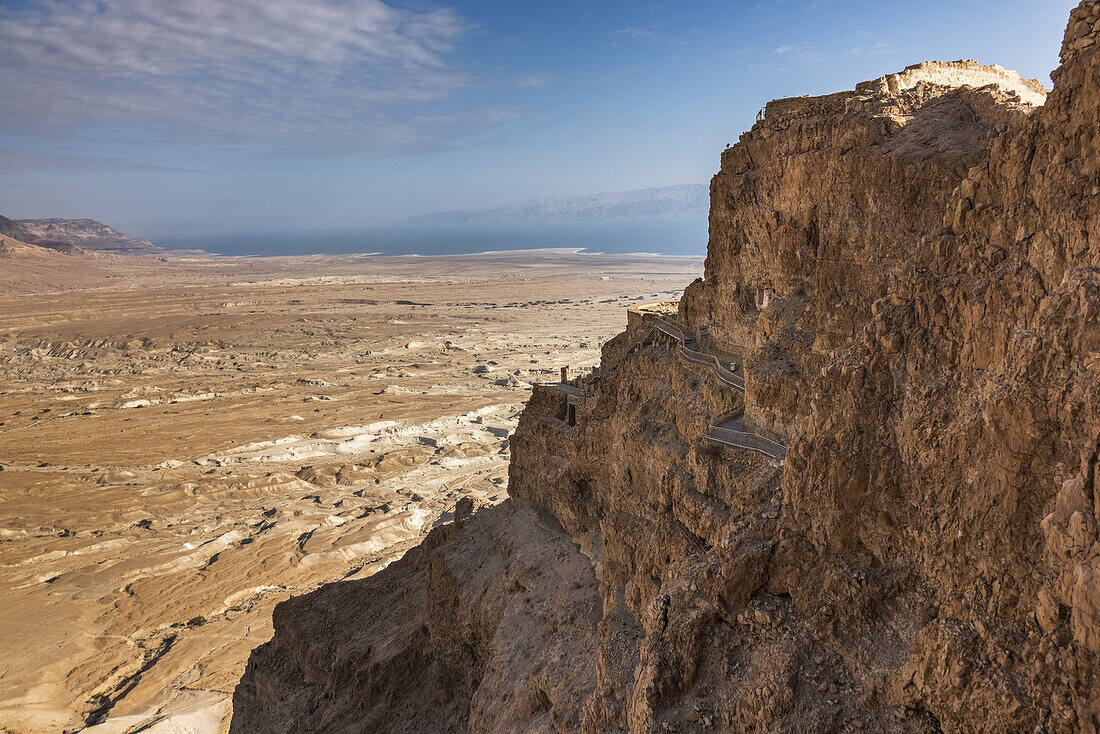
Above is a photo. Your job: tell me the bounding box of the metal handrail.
[678,346,745,391]
[599,307,788,460]
[706,410,786,460]
[642,314,746,393]
[704,426,786,459]
[652,318,685,342]
[542,382,586,397]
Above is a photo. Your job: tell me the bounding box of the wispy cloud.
[0,147,187,173]
[844,43,897,57]
[762,42,833,68]
[512,73,554,88]
[0,0,514,155]
[608,24,690,49]
[611,26,660,41]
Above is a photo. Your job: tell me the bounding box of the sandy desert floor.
[0,249,700,733]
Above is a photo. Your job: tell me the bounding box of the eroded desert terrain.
[0,250,701,733]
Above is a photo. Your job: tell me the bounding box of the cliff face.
[0,214,90,256]
[232,4,1100,733]
[15,217,160,254]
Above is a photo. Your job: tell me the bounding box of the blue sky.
[0,0,1078,239]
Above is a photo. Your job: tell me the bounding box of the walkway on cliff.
[640,313,746,393]
[545,382,586,398]
[704,413,786,460]
[543,304,787,462]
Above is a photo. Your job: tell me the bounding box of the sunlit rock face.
[232,3,1100,732]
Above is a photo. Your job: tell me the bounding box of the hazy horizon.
[0,0,1078,242]
[157,219,710,258]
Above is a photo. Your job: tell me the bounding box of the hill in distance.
[400,184,708,226]
[0,215,91,256]
[15,217,162,255]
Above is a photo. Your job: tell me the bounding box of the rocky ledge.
[231,3,1100,732]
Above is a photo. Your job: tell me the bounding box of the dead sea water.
[158,220,708,257]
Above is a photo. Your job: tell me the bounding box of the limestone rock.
[454,494,488,523]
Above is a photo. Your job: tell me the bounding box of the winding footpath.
[548,305,787,462]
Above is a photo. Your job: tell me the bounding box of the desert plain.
[0,249,701,733]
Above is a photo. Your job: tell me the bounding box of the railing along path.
[635,308,785,460]
[634,313,745,393]
[543,305,787,461]
[704,415,786,460]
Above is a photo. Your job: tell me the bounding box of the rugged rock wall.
[232,4,1099,732]
[0,214,89,256]
[15,217,160,254]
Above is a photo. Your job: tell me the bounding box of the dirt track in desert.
[0,250,701,733]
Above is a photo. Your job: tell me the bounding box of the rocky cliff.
[232,4,1100,732]
[15,217,160,254]
[0,215,90,256]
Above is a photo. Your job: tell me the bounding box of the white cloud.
[512,73,554,88]
[611,26,658,41]
[844,43,897,57]
[0,0,514,154]
[773,45,793,54]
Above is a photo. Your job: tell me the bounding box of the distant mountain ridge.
[16,217,161,254]
[401,184,708,225]
[0,214,90,256]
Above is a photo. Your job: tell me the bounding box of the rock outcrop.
[0,233,56,259]
[0,215,89,256]
[232,4,1100,732]
[15,217,160,254]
